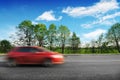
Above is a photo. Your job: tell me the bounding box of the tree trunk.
[50,41,53,50]
[62,43,64,54]
[92,46,95,53]
[39,40,43,47]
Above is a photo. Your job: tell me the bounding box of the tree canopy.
[34,23,47,46]
[47,24,57,50]
[58,25,70,53]
[0,40,12,53]
[106,23,120,53]
[70,32,80,53]
[17,20,34,46]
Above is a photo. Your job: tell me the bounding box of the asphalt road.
[0,55,120,80]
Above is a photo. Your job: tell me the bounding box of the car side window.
[17,47,31,52]
[16,47,44,53]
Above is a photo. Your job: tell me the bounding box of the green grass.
[0,47,119,54]
[52,48,119,54]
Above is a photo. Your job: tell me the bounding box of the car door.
[15,47,33,64]
[24,47,46,64]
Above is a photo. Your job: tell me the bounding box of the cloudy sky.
[0,0,120,43]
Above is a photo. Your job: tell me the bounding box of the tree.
[58,25,70,53]
[70,32,80,53]
[106,23,120,53]
[17,20,34,46]
[96,33,104,53]
[0,40,12,53]
[90,40,96,53]
[34,23,47,46]
[47,24,57,50]
[84,43,90,53]
[101,41,109,53]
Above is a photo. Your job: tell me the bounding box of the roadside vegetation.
[0,20,120,54]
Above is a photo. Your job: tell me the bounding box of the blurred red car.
[6,46,64,67]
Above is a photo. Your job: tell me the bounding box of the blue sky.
[0,0,120,44]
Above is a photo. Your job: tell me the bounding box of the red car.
[6,46,64,67]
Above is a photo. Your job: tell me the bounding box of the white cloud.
[63,0,120,29]
[100,19,117,25]
[32,21,38,25]
[81,19,117,28]
[83,29,106,40]
[62,0,119,17]
[81,21,98,28]
[101,12,120,21]
[35,10,62,21]
[81,11,120,28]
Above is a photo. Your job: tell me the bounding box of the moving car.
[6,46,64,67]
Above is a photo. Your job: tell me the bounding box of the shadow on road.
[0,62,63,68]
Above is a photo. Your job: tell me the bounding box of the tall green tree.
[70,32,80,53]
[17,20,34,46]
[106,23,120,53]
[58,25,70,53]
[34,23,47,46]
[0,40,12,53]
[47,24,57,50]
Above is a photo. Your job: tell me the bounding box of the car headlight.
[52,55,63,58]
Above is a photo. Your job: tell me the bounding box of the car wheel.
[43,59,53,67]
[7,59,17,67]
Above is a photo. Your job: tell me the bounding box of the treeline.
[10,20,80,54]
[81,22,120,53]
[0,20,120,54]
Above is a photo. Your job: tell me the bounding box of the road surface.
[0,55,120,80]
